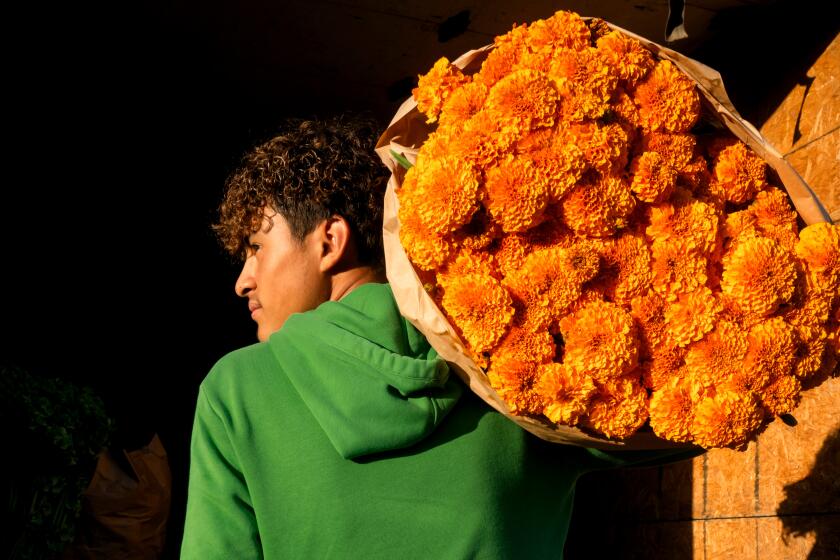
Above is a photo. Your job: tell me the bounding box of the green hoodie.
[182,283,698,559]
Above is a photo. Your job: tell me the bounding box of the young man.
[181,116,699,559]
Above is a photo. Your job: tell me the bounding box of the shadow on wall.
[778,427,840,559]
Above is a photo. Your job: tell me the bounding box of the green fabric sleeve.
[181,388,263,560]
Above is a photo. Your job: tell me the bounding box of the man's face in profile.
[235,207,329,341]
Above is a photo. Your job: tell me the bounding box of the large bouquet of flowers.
[376,10,838,450]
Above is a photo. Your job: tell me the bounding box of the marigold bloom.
[649,377,696,442]
[549,47,618,121]
[566,122,630,174]
[491,233,531,277]
[485,156,550,233]
[437,248,498,283]
[583,376,649,439]
[691,390,764,449]
[485,69,560,131]
[683,320,748,388]
[757,374,801,416]
[650,241,709,300]
[487,355,544,415]
[438,81,489,128]
[406,155,482,236]
[740,317,797,390]
[560,300,639,382]
[440,272,514,353]
[641,345,687,390]
[792,324,828,379]
[458,110,520,168]
[632,60,700,133]
[664,287,720,347]
[516,128,587,201]
[398,203,454,271]
[595,233,652,304]
[749,187,798,231]
[452,208,501,254]
[493,323,556,364]
[537,362,596,425]
[796,222,840,291]
[475,24,529,87]
[504,247,586,331]
[712,141,767,204]
[413,57,471,123]
[640,132,697,172]
[630,151,678,203]
[528,10,591,51]
[610,88,641,130]
[646,190,719,254]
[630,291,670,357]
[781,272,835,327]
[678,156,714,196]
[561,174,635,237]
[596,30,654,87]
[721,236,797,317]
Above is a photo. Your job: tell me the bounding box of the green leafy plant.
[1,365,113,560]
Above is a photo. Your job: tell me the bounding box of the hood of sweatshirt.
[267,283,462,460]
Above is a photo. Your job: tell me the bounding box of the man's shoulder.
[201,342,279,402]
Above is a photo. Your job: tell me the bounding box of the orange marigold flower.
[413,57,471,123]
[528,10,591,51]
[406,155,481,236]
[583,376,649,440]
[683,320,748,388]
[691,390,764,449]
[796,222,840,292]
[712,140,767,204]
[451,208,502,254]
[678,156,715,196]
[458,110,520,168]
[487,355,544,415]
[440,272,515,353]
[610,88,641,131]
[485,156,550,233]
[566,121,630,174]
[537,362,596,425]
[504,247,586,331]
[630,291,670,357]
[550,47,618,122]
[438,80,489,128]
[437,248,498,284]
[595,233,652,304]
[398,204,454,271]
[664,287,720,347]
[493,323,556,364]
[757,374,801,416]
[741,317,797,390]
[639,132,697,172]
[792,324,828,379]
[596,30,654,87]
[720,236,798,317]
[485,69,560,131]
[649,377,697,442]
[723,209,759,243]
[560,300,639,382]
[780,271,835,327]
[475,24,529,87]
[632,60,700,133]
[641,345,687,390]
[749,186,798,232]
[650,241,709,300]
[516,128,587,201]
[492,233,531,277]
[630,151,678,203]
[561,174,635,237]
[646,189,720,254]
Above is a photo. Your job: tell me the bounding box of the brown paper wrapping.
[375,21,833,450]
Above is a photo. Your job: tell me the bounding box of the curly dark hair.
[214,115,389,268]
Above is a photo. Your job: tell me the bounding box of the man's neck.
[330,266,387,302]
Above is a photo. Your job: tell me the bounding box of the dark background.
[2,0,836,557]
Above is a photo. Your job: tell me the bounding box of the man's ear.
[318,215,354,273]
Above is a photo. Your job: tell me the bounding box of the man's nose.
[235,258,256,297]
